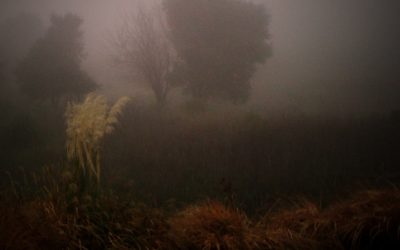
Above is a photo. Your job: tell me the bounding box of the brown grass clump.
[106,203,173,250]
[0,193,172,250]
[1,166,170,249]
[2,169,400,250]
[257,199,339,250]
[0,201,68,250]
[257,189,400,250]
[169,200,271,250]
[34,193,173,250]
[324,189,400,249]
[262,199,321,232]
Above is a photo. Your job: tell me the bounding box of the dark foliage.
[164,0,271,103]
[102,107,400,211]
[15,13,97,105]
[0,12,43,72]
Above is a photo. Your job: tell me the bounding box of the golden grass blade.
[65,92,130,186]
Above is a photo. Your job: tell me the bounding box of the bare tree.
[113,4,174,107]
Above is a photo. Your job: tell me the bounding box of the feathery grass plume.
[66,93,130,185]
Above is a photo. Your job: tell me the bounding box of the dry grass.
[257,199,341,250]
[256,189,400,250]
[66,93,130,184]
[169,200,271,250]
[0,200,68,250]
[324,189,400,249]
[1,167,400,250]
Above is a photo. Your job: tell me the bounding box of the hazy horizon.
[1,0,399,116]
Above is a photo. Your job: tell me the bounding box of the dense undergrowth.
[1,100,400,249]
[101,104,400,211]
[2,101,400,210]
[1,168,400,250]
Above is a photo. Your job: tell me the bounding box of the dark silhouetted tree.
[0,49,17,115]
[114,5,174,107]
[16,14,97,105]
[0,56,5,100]
[164,0,271,103]
[0,13,43,74]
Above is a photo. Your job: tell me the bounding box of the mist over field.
[1,1,400,249]
[2,0,399,115]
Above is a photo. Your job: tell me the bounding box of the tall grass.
[65,93,129,185]
[101,107,400,211]
[1,170,400,250]
[1,99,400,249]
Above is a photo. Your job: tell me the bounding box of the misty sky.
[1,0,399,115]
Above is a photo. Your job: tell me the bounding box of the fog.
[1,0,400,115]
[258,0,400,115]
[2,2,400,247]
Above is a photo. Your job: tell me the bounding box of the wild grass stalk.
[65,93,130,186]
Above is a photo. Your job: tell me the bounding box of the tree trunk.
[152,79,168,108]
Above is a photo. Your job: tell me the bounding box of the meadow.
[1,100,400,249]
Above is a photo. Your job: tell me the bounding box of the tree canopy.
[16,13,97,104]
[0,13,43,72]
[164,0,271,103]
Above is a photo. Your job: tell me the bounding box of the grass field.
[1,102,400,249]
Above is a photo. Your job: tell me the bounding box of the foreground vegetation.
[1,98,399,249]
[3,104,400,211]
[1,1,399,249]
[1,168,400,250]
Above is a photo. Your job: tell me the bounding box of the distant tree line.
[0,13,96,168]
[16,14,97,106]
[1,0,271,109]
[115,0,271,106]
[1,0,271,115]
